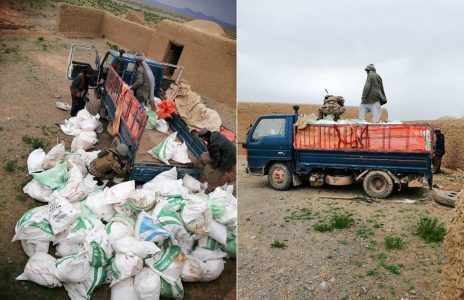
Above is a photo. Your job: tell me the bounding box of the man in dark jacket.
[198,128,236,193]
[360,64,386,123]
[432,129,445,174]
[70,69,95,117]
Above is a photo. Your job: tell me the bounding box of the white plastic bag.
[60,121,81,136]
[134,267,161,300]
[106,214,136,245]
[113,236,160,258]
[85,190,115,221]
[12,206,55,242]
[79,115,102,132]
[111,277,139,300]
[182,174,204,193]
[181,195,213,236]
[181,255,205,282]
[145,245,186,285]
[27,148,45,174]
[103,181,135,205]
[59,171,96,203]
[144,179,188,198]
[208,187,237,226]
[109,254,143,286]
[160,278,184,299]
[147,132,178,165]
[192,237,227,261]
[48,192,80,235]
[54,251,90,283]
[172,142,191,164]
[201,259,224,282]
[71,131,98,152]
[65,153,88,176]
[75,148,100,166]
[64,267,107,300]
[42,142,65,170]
[208,219,228,245]
[21,240,50,257]
[23,179,53,202]
[56,240,85,257]
[16,252,61,288]
[156,118,169,133]
[143,168,177,191]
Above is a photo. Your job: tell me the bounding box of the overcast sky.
[238,0,464,120]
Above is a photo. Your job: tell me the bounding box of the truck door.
[245,115,293,172]
[66,44,100,87]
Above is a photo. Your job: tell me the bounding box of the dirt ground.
[0,1,235,299]
[237,155,461,300]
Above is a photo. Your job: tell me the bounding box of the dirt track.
[237,155,460,300]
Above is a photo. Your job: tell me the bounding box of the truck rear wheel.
[268,163,292,191]
[363,170,394,199]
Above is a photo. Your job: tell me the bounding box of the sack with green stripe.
[192,236,227,262]
[53,250,90,283]
[66,204,105,244]
[106,214,136,245]
[109,253,143,286]
[145,245,186,285]
[83,227,113,267]
[181,195,213,236]
[12,205,55,242]
[166,196,185,212]
[64,267,108,300]
[32,162,68,190]
[153,201,194,252]
[146,110,160,130]
[148,132,178,165]
[160,278,184,300]
[220,229,236,259]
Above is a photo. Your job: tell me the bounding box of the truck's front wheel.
[268,163,292,191]
[363,170,394,199]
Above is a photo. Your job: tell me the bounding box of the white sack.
[103,180,135,205]
[181,195,212,236]
[134,267,161,300]
[85,190,115,221]
[64,267,107,300]
[16,252,61,288]
[83,227,113,267]
[201,259,224,282]
[56,240,85,257]
[208,187,237,226]
[12,205,55,242]
[27,148,45,174]
[111,277,139,300]
[75,149,100,166]
[172,142,191,164]
[182,174,203,193]
[109,254,143,286]
[145,246,186,285]
[208,220,228,245]
[71,131,98,152]
[113,236,160,258]
[54,251,90,283]
[42,142,65,170]
[21,240,50,257]
[23,179,53,202]
[181,255,205,282]
[48,192,80,235]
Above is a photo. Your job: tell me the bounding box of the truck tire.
[363,170,394,199]
[432,189,458,207]
[268,163,292,191]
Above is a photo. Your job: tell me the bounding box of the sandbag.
[111,277,139,300]
[103,180,135,205]
[181,254,205,282]
[75,149,101,166]
[182,174,205,193]
[27,148,45,174]
[60,120,81,136]
[145,245,186,285]
[12,205,55,242]
[59,172,97,203]
[66,208,105,244]
[23,179,53,202]
[21,240,50,258]
[201,259,224,282]
[134,267,161,300]
[143,168,177,189]
[156,118,169,133]
[64,267,107,300]
[181,195,213,236]
[160,278,184,300]
[220,230,236,259]
[124,189,158,213]
[85,190,115,222]
[83,227,113,267]
[135,211,175,243]
[192,236,227,261]
[106,214,136,245]
[208,219,228,245]
[148,132,178,165]
[109,253,143,286]
[16,252,61,288]
[172,142,191,164]
[42,142,65,170]
[56,240,85,257]
[48,192,80,235]
[113,236,160,258]
[208,187,237,226]
[53,251,90,283]
[166,196,185,212]
[71,131,98,152]
[32,162,68,190]
[144,179,188,198]
[65,153,88,176]
[79,115,102,132]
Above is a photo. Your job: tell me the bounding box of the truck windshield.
[251,118,286,141]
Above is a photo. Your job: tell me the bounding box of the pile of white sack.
[59,109,103,152]
[14,143,237,300]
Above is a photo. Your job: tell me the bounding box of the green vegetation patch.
[271,240,287,249]
[384,236,404,250]
[22,135,47,149]
[416,217,446,243]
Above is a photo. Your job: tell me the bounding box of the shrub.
[271,240,287,249]
[416,217,446,243]
[384,236,403,249]
[331,213,354,229]
[313,223,333,232]
[3,160,16,173]
[22,135,47,149]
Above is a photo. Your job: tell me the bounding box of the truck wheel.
[432,189,458,207]
[268,163,292,191]
[363,170,394,199]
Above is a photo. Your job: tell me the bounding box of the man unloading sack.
[88,143,130,180]
[318,95,346,121]
[360,64,387,123]
[198,128,237,194]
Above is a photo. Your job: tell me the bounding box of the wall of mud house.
[56,4,236,108]
[439,192,464,299]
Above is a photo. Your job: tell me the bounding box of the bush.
[330,213,354,229]
[416,217,446,243]
[3,160,16,173]
[384,263,401,275]
[384,236,403,249]
[271,240,287,249]
[313,223,333,232]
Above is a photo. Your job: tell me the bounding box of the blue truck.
[243,106,433,199]
[66,45,206,182]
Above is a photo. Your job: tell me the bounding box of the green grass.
[366,269,378,276]
[383,263,401,275]
[271,240,287,249]
[330,213,354,229]
[357,226,374,239]
[367,239,377,250]
[22,135,47,149]
[37,36,44,42]
[378,252,388,261]
[349,259,363,267]
[416,217,446,243]
[284,207,313,221]
[3,160,17,173]
[384,236,404,249]
[313,222,333,232]
[373,223,384,228]
[16,194,28,203]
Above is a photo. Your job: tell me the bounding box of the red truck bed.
[294,124,433,153]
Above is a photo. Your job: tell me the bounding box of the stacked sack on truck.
[15,143,236,299]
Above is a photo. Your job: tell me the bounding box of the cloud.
[238,0,464,120]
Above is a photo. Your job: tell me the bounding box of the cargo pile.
[13,142,236,299]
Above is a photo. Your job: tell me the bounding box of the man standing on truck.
[69,69,95,117]
[131,52,155,105]
[88,143,130,180]
[360,64,387,123]
[198,128,237,193]
[432,129,445,174]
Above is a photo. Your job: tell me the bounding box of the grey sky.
[238,0,464,120]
